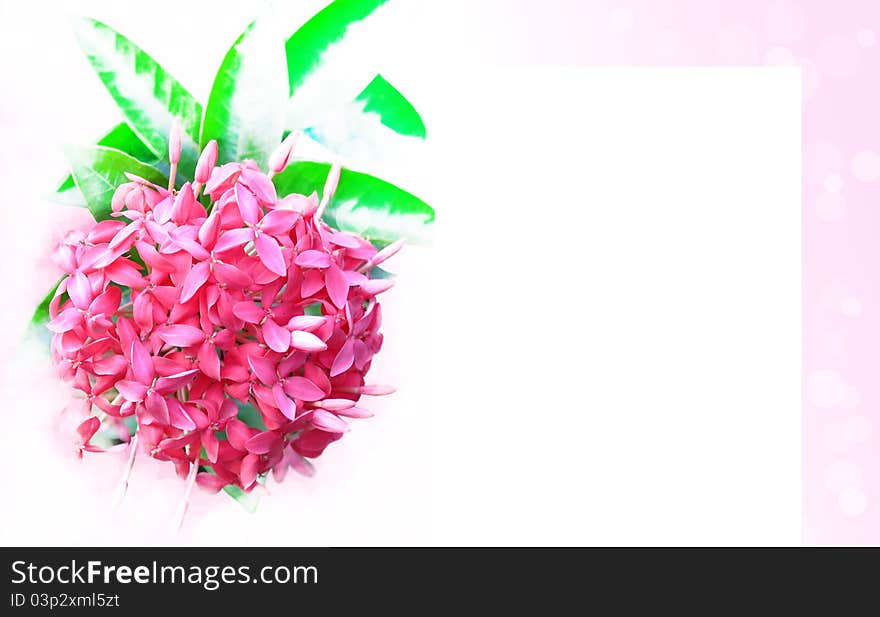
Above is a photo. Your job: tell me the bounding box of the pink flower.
[49,123,402,501]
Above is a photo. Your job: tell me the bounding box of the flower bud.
[358,384,396,396]
[360,278,395,296]
[370,238,405,268]
[111,183,133,213]
[171,183,195,223]
[195,140,218,184]
[312,398,356,411]
[268,131,299,174]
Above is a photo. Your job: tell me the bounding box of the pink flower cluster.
[48,129,401,494]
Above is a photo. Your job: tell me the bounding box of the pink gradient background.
[469,0,874,543]
[0,0,869,544]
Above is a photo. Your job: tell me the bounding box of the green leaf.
[28,279,64,349]
[58,177,75,195]
[122,415,138,436]
[273,161,433,243]
[369,266,394,280]
[90,429,119,449]
[285,0,391,130]
[304,302,323,317]
[96,122,158,161]
[71,17,201,178]
[31,279,62,327]
[223,485,259,513]
[65,145,168,221]
[355,74,426,139]
[304,73,427,162]
[236,401,268,431]
[201,20,287,168]
[286,0,388,96]
[51,184,91,208]
[56,122,159,206]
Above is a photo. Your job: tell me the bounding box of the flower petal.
[330,338,355,377]
[283,376,325,402]
[47,308,82,333]
[235,183,261,225]
[76,416,101,444]
[241,167,278,204]
[180,261,211,303]
[213,227,254,253]
[254,233,286,277]
[272,383,297,420]
[91,354,128,376]
[167,398,197,431]
[89,286,122,316]
[154,369,200,392]
[233,300,265,324]
[247,354,277,385]
[198,341,221,380]
[325,263,349,309]
[294,249,331,269]
[145,391,170,425]
[286,315,325,331]
[158,432,197,452]
[196,471,226,493]
[262,318,291,353]
[205,162,240,196]
[344,270,369,286]
[105,260,146,289]
[353,339,372,370]
[169,232,210,260]
[214,398,237,423]
[132,293,153,330]
[245,431,281,455]
[328,231,361,248]
[108,220,140,251]
[213,262,252,287]
[68,272,93,310]
[240,453,260,488]
[289,450,316,477]
[259,210,298,235]
[290,330,327,352]
[144,220,170,245]
[130,339,154,384]
[226,418,251,451]
[203,431,220,464]
[301,269,324,297]
[311,409,349,433]
[157,324,206,347]
[303,361,331,395]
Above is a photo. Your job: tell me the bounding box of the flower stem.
[168,162,178,192]
[172,460,198,532]
[111,432,138,510]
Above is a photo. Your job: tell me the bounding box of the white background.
[0,1,800,545]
